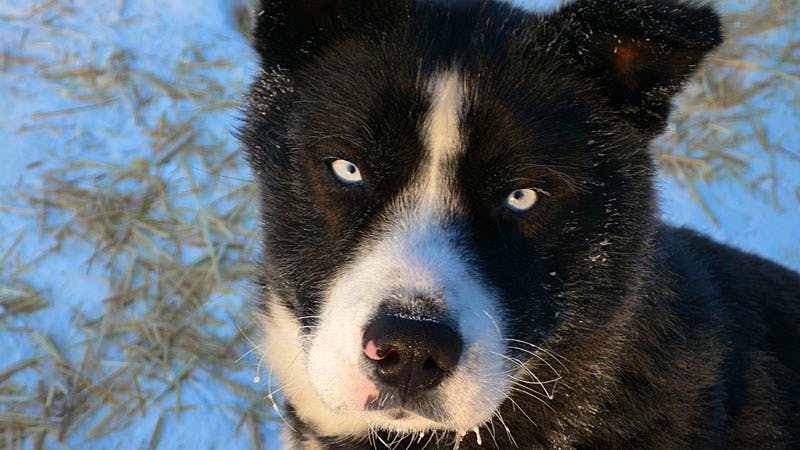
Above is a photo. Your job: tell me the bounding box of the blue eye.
[330,159,363,184]
[504,188,538,212]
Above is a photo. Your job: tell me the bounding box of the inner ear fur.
[557,0,722,133]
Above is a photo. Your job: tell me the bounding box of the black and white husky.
[239,0,800,448]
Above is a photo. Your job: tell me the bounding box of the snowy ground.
[1,0,797,449]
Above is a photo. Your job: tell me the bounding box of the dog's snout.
[362,315,462,392]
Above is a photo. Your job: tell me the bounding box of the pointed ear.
[253,0,413,69]
[557,0,722,133]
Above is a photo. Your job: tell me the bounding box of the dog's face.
[242,0,720,439]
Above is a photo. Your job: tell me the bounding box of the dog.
[239,0,800,448]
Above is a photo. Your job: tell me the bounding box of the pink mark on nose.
[364,340,395,361]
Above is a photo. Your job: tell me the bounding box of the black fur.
[240,0,800,447]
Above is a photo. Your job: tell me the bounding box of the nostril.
[363,340,382,360]
[423,356,438,371]
[364,340,396,361]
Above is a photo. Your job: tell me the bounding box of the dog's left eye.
[504,188,538,212]
[330,159,363,184]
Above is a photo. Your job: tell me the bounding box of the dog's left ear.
[555,0,722,133]
[253,0,414,70]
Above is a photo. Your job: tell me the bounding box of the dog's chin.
[307,371,505,436]
[308,380,451,433]
[363,408,444,433]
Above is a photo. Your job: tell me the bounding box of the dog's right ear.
[551,0,721,133]
[253,0,413,69]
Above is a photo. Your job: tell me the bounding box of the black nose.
[362,315,462,392]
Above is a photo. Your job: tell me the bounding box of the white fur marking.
[415,71,467,215]
[259,303,370,438]
[423,72,465,191]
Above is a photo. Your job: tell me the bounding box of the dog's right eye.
[330,159,363,184]
[504,188,538,212]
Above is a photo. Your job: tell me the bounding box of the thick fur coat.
[239,0,800,448]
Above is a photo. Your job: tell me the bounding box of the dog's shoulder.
[658,225,800,446]
[660,225,800,335]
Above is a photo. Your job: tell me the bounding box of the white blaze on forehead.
[417,70,467,212]
[424,70,466,165]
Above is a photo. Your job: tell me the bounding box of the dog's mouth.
[363,389,450,423]
[377,408,421,422]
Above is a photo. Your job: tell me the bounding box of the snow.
[0,0,797,449]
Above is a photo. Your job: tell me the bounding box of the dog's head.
[241,0,720,439]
